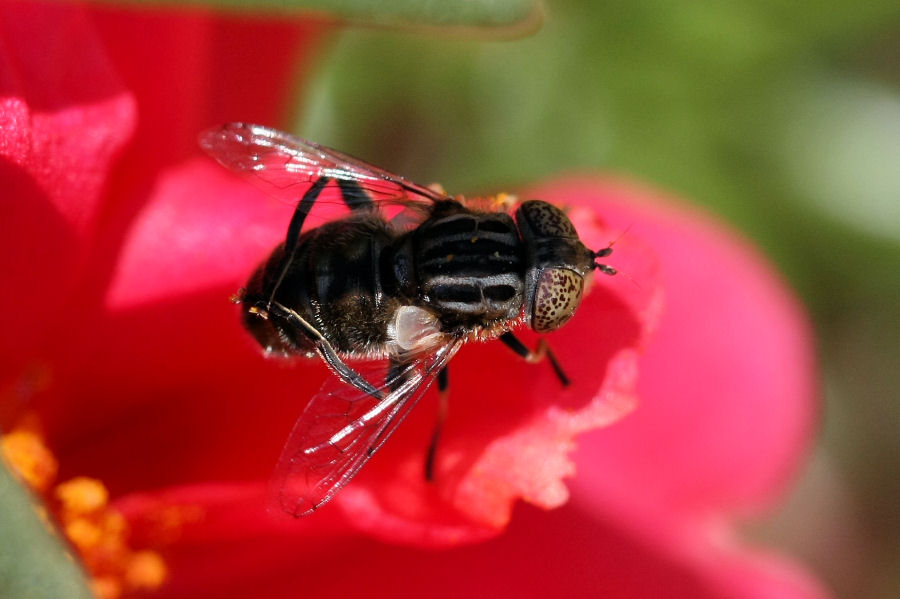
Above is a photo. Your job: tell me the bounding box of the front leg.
[424,366,449,481]
[499,331,570,386]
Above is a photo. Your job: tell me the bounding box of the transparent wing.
[269,339,464,517]
[199,123,447,220]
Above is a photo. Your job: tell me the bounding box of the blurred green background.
[285,1,900,596]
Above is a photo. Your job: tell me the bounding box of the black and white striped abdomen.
[413,211,524,326]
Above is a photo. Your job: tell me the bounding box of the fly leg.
[362,357,419,459]
[269,177,376,305]
[424,366,449,481]
[268,176,331,306]
[498,331,570,387]
[335,179,376,212]
[267,301,383,399]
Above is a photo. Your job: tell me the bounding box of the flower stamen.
[2,425,168,599]
[1,429,58,492]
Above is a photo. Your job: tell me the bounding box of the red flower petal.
[541,177,819,518]
[117,489,829,599]
[45,161,319,494]
[88,5,325,182]
[543,176,825,598]
[0,2,327,471]
[0,2,134,385]
[106,177,826,598]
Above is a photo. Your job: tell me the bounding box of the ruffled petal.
[546,177,818,518]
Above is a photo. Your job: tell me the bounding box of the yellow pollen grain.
[0,429,59,492]
[90,576,123,599]
[64,517,104,550]
[56,477,109,514]
[100,510,128,537]
[493,192,517,210]
[125,551,167,589]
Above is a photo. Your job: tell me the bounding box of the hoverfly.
[199,123,617,517]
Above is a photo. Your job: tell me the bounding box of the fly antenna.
[591,247,616,275]
[592,259,617,276]
[591,224,633,277]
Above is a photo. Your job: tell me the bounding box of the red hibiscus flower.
[1,2,828,598]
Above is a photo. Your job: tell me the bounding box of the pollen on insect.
[248,305,270,320]
[229,289,246,304]
[427,182,447,195]
[493,192,518,211]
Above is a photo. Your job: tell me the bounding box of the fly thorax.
[412,210,525,325]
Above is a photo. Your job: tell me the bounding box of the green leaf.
[93,0,543,31]
[0,457,94,599]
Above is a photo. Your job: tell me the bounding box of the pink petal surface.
[541,176,826,598]
[532,178,820,518]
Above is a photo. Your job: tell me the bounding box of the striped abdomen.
[413,210,525,329]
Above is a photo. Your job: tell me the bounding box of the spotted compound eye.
[531,268,584,333]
